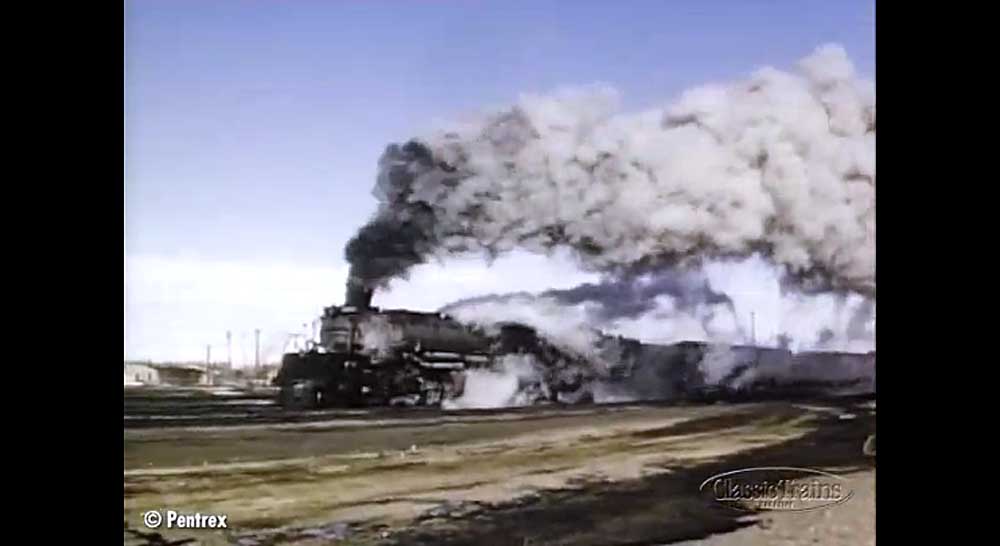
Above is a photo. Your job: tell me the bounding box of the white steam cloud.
[443,354,550,409]
[444,256,874,354]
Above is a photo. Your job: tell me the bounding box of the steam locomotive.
[274,305,605,408]
[274,283,875,408]
[276,280,553,408]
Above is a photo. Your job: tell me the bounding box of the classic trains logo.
[699,467,854,512]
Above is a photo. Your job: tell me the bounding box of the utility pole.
[750,312,756,346]
[254,328,261,371]
[206,345,212,366]
[226,331,232,370]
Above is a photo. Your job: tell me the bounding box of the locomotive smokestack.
[345,276,374,309]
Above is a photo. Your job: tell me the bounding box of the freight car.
[585,338,875,403]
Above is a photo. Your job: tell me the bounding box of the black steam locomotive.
[274,304,604,408]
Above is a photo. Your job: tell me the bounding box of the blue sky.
[124,0,875,363]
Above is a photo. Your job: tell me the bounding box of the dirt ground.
[674,470,874,546]
[124,395,875,546]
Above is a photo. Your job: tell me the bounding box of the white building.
[124,362,159,385]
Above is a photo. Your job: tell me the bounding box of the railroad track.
[123,387,874,430]
[123,395,633,429]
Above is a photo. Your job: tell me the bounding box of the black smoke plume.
[342,45,874,307]
[343,141,448,305]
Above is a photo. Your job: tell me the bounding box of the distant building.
[124,362,209,386]
[124,362,158,385]
[153,364,209,386]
